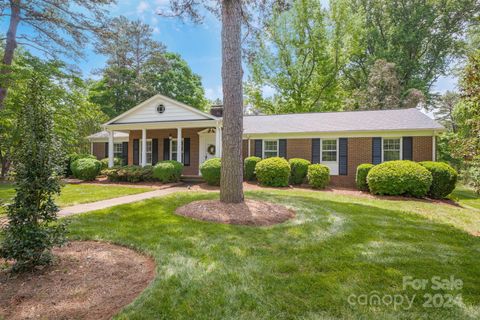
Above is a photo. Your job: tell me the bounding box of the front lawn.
[65,190,480,319]
[449,186,480,211]
[0,183,152,214]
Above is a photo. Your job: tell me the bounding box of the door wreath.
[207,144,216,155]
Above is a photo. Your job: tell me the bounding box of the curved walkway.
[59,186,190,217]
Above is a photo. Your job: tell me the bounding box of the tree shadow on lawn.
[65,192,480,320]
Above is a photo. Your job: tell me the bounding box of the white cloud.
[153,27,160,34]
[205,85,223,100]
[136,1,150,14]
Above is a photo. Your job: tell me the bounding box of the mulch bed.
[0,241,155,320]
[175,199,295,226]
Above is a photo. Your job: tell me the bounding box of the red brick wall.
[92,142,106,159]
[413,136,433,162]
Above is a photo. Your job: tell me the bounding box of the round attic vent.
[156,104,166,114]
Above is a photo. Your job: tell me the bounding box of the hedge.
[356,163,375,191]
[100,157,122,170]
[70,158,102,181]
[153,160,184,183]
[307,164,330,189]
[244,156,261,181]
[200,158,221,185]
[65,153,96,176]
[367,160,432,197]
[255,157,291,187]
[289,158,311,185]
[103,165,154,183]
[419,161,458,198]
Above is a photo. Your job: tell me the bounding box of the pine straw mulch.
[0,241,155,320]
[175,199,295,226]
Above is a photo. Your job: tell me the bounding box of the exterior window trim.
[320,138,339,163]
[263,139,279,158]
[139,139,153,165]
[381,137,402,162]
[113,142,123,159]
[170,138,185,162]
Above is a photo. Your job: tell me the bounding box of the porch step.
[181,175,205,183]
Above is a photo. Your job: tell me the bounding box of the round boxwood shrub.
[65,153,96,176]
[289,158,311,185]
[70,158,101,181]
[367,160,432,197]
[200,158,221,185]
[419,161,458,199]
[307,164,330,189]
[244,156,261,181]
[153,160,184,183]
[356,163,375,191]
[100,157,122,170]
[255,157,291,187]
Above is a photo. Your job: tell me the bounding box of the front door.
[199,132,216,167]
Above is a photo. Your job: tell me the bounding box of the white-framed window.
[263,139,279,158]
[171,139,184,162]
[139,139,153,165]
[321,139,337,162]
[113,143,123,159]
[383,138,401,162]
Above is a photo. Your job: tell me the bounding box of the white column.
[215,125,221,157]
[108,130,114,168]
[177,127,182,163]
[219,127,223,157]
[141,128,147,167]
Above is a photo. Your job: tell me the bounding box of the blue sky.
[5,0,457,101]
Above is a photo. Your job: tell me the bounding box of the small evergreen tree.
[0,74,66,272]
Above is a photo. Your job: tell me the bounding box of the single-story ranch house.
[88,94,444,187]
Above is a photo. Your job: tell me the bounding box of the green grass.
[449,185,480,211]
[64,190,480,319]
[0,183,152,214]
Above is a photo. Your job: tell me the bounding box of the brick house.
[88,94,444,187]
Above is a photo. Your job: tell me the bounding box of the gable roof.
[105,94,217,125]
[243,108,443,135]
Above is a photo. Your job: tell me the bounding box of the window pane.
[113,143,123,158]
[383,138,400,162]
[321,140,337,161]
[322,151,337,162]
[322,140,337,151]
[263,140,278,158]
[264,151,277,158]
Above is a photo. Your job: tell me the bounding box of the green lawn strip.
[449,186,480,211]
[64,191,480,319]
[0,183,153,215]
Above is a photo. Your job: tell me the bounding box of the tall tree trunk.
[220,0,244,203]
[0,0,21,109]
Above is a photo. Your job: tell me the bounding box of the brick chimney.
[210,105,223,117]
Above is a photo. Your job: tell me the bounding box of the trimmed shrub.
[289,158,311,185]
[367,160,432,197]
[200,158,221,185]
[356,163,375,191]
[153,160,184,183]
[100,157,122,170]
[70,158,101,181]
[65,153,95,177]
[419,161,458,198]
[307,164,330,189]
[244,156,261,181]
[255,157,291,187]
[103,165,154,183]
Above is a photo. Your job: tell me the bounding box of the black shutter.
[372,137,382,164]
[184,138,190,166]
[312,138,320,164]
[279,139,287,158]
[163,138,170,160]
[152,139,158,165]
[122,142,128,165]
[133,139,139,165]
[254,139,262,158]
[402,137,413,160]
[339,138,348,175]
[104,142,108,159]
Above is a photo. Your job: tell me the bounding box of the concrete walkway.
[59,186,189,217]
